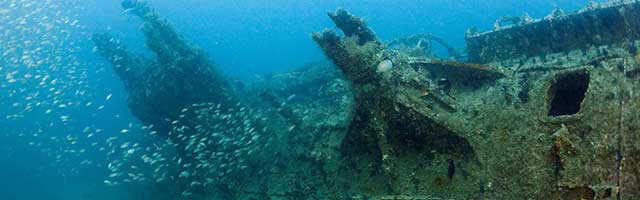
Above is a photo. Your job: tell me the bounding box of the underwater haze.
[80,0,593,79]
[0,0,620,200]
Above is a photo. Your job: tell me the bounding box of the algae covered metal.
[93,0,640,199]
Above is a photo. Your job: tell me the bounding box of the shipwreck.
[94,0,640,199]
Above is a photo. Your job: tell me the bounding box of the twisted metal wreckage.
[94,0,640,199]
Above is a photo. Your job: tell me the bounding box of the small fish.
[286,94,296,101]
[178,171,190,178]
[190,181,202,187]
[107,137,118,143]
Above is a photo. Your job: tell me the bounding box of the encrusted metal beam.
[466,1,640,63]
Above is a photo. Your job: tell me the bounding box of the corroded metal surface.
[466,1,640,63]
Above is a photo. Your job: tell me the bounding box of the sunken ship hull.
[95,1,640,199]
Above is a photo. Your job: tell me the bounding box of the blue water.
[0,0,603,199]
[80,0,593,79]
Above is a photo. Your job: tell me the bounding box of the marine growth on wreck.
[2,0,640,199]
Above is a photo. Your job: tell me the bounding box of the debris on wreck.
[492,13,534,30]
[387,33,462,59]
[407,58,506,83]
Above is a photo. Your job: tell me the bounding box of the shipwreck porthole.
[547,70,590,116]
